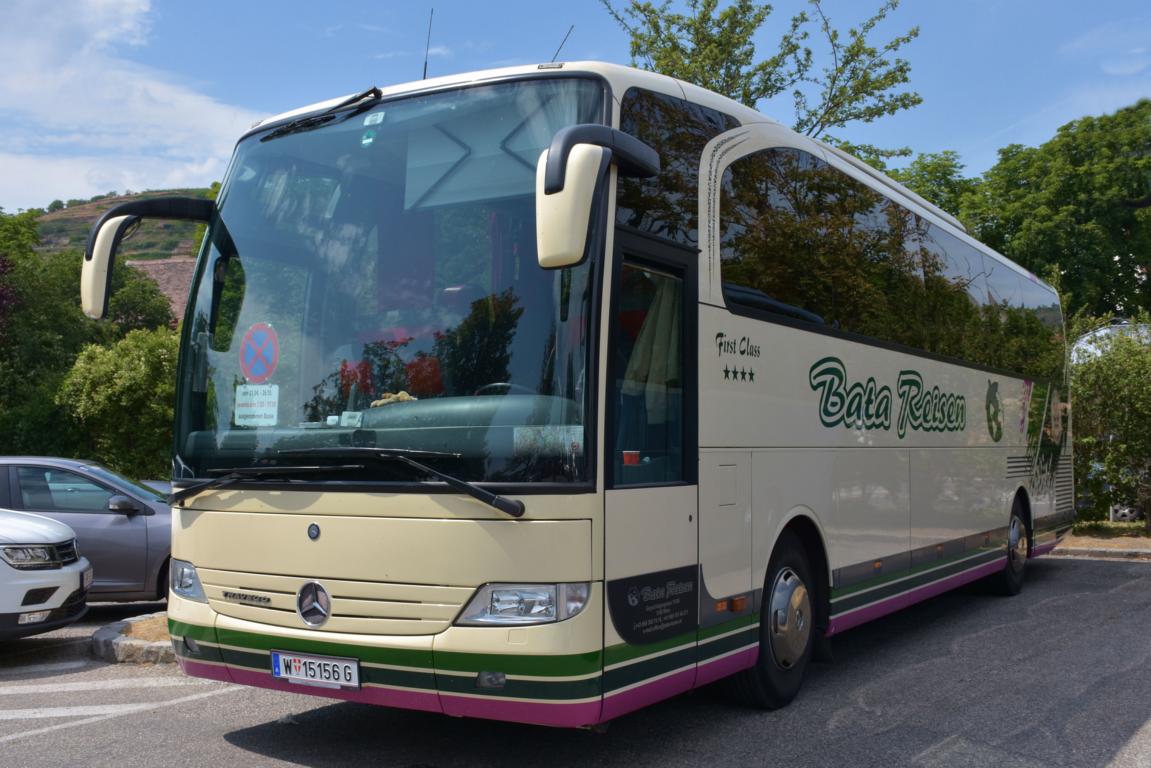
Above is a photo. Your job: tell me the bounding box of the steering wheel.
[473,382,535,396]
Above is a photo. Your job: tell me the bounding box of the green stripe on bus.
[830,548,1004,614]
[698,626,758,661]
[169,620,217,644]
[214,626,435,668]
[216,645,440,690]
[179,623,601,679]
[436,672,601,701]
[832,545,1004,600]
[603,630,695,667]
[698,613,757,640]
[603,644,696,692]
[433,649,602,678]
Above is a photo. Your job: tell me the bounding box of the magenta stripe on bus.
[694,645,758,687]
[224,664,444,713]
[826,557,1006,636]
[177,658,232,684]
[1031,541,1058,557]
[439,694,602,728]
[601,667,695,721]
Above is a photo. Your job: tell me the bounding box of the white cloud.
[1060,17,1151,77]
[427,45,452,57]
[0,0,262,211]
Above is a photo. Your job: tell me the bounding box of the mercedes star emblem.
[296,582,331,627]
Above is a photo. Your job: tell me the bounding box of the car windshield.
[175,77,604,484]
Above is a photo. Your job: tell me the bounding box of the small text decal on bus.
[808,357,966,438]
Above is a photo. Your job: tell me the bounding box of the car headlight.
[455,583,590,626]
[170,559,207,602]
[1,545,56,570]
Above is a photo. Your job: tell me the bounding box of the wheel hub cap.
[768,567,811,670]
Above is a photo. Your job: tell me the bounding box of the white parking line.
[0,661,90,676]
[0,677,206,696]
[0,703,155,720]
[0,688,236,744]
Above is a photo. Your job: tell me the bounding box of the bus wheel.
[733,530,813,709]
[997,501,1029,596]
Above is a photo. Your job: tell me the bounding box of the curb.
[91,611,174,664]
[1050,547,1151,560]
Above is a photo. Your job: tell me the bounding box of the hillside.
[37,188,212,260]
[37,188,211,321]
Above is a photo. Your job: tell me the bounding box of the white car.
[0,509,93,640]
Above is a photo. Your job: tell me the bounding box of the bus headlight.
[456,583,590,626]
[170,559,207,602]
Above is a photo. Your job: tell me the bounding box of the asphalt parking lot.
[2,558,1151,767]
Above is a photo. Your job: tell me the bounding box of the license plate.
[271,650,360,689]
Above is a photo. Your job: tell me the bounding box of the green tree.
[57,327,179,479]
[103,262,175,337]
[0,209,173,457]
[47,199,65,213]
[0,213,93,455]
[888,149,976,218]
[961,100,1151,317]
[1071,314,1151,528]
[602,0,921,161]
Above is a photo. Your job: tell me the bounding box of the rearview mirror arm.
[542,124,660,195]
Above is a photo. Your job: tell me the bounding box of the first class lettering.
[715,332,761,358]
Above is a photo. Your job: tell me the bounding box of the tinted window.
[720,147,926,348]
[720,147,1065,382]
[18,467,113,512]
[617,88,739,247]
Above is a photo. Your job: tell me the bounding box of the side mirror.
[82,196,215,319]
[536,124,659,269]
[108,495,141,515]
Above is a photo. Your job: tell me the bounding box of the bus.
[81,61,1072,728]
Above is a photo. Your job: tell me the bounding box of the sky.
[1,0,1149,213]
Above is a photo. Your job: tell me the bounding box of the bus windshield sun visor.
[169,464,367,506]
[277,448,527,518]
[259,86,384,143]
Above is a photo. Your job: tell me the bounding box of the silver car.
[0,458,170,601]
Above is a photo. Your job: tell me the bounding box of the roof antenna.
[422,8,434,79]
[551,24,574,63]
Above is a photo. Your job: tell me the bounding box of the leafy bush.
[1071,313,1151,526]
[56,327,179,479]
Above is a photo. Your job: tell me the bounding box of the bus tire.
[997,499,1029,596]
[733,530,814,709]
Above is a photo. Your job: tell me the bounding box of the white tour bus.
[82,61,1071,727]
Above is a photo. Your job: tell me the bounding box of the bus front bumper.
[168,588,605,728]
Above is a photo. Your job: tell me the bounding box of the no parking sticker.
[235,323,280,427]
[239,323,279,384]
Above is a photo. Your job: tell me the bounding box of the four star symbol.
[721,366,756,382]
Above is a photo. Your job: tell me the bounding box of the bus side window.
[612,262,684,486]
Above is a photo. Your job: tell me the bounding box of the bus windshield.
[175,77,605,484]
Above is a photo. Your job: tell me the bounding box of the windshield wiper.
[169,464,366,506]
[260,86,383,143]
[277,447,527,518]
